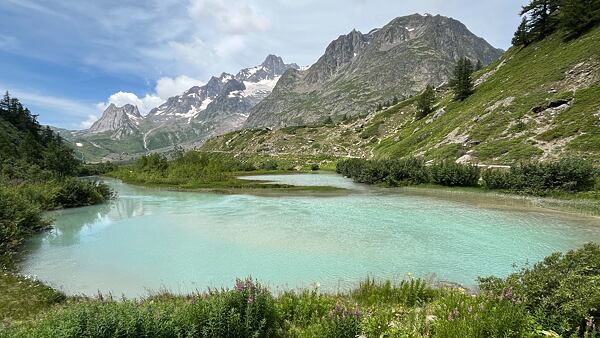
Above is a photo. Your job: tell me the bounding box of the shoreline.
[391,184,600,219]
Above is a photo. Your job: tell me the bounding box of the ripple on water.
[18,175,600,297]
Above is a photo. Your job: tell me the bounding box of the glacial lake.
[18,173,600,298]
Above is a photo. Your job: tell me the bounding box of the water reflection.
[17,176,600,298]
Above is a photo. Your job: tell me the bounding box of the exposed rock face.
[245,14,504,129]
[73,55,297,160]
[89,104,143,139]
[140,55,298,150]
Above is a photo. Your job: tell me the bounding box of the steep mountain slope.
[244,14,503,129]
[61,55,297,162]
[88,104,143,139]
[202,26,600,164]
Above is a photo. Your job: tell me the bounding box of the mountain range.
[62,55,298,161]
[61,14,504,162]
[204,24,600,164]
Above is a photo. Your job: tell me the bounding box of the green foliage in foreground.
[0,93,114,262]
[0,270,66,323]
[2,244,599,337]
[336,157,598,194]
[0,179,113,261]
[480,243,600,337]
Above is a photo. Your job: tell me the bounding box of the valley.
[2,1,600,337]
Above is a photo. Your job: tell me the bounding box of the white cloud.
[79,114,99,129]
[2,86,98,118]
[215,35,246,57]
[98,91,164,116]
[167,37,213,72]
[155,75,204,99]
[97,74,205,119]
[188,0,270,34]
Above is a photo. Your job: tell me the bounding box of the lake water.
[18,173,600,297]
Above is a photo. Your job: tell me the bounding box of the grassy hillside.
[202,26,600,165]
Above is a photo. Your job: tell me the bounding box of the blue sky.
[0,0,527,130]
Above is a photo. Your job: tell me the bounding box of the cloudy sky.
[0,0,526,129]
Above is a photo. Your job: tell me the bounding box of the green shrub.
[429,162,481,187]
[482,158,597,194]
[336,157,429,186]
[481,168,513,190]
[351,278,437,307]
[385,157,430,186]
[431,291,530,337]
[311,302,361,338]
[0,188,48,258]
[257,160,279,171]
[361,305,430,338]
[53,178,113,208]
[8,277,279,338]
[276,288,336,329]
[479,243,600,336]
[336,158,368,179]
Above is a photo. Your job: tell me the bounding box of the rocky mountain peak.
[245,14,504,129]
[235,54,299,83]
[304,29,371,84]
[88,103,142,138]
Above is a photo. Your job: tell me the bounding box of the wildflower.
[447,313,454,321]
[247,296,254,304]
[467,305,473,313]
[328,310,333,320]
[235,279,245,292]
[479,303,484,311]
[501,288,514,300]
[335,302,341,312]
[453,308,459,316]
[587,317,594,328]
[353,305,361,320]
[189,296,197,305]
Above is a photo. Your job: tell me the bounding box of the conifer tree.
[559,0,600,39]
[475,60,483,71]
[512,17,531,46]
[416,85,436,120]
[520,0,560,41]
[450,58,474,101]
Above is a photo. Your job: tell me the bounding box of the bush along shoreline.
[336,157,599,196]
[1,244,599,337]
[0,93,114,265]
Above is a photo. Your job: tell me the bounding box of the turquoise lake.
[18,174,600,298]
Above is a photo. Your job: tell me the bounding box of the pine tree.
[520,0,560,41]
[377,103,383,111]
[416,85,436,120]
[450,58,474,101]
[559,0,600,40]
[512,17,531,46]
[0,91,9,114]
[392,96,399,105]
[475,60,483,71]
